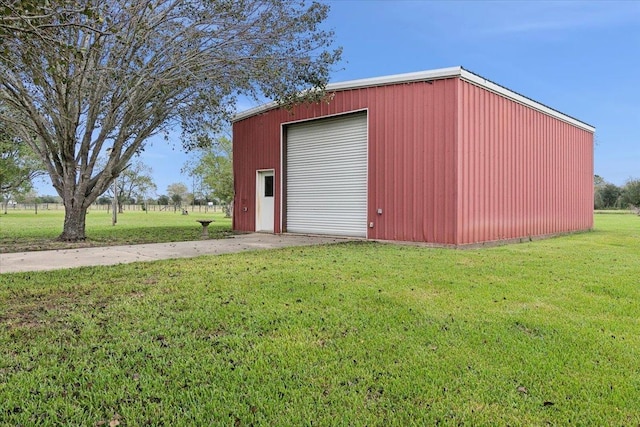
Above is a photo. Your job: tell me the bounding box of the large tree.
[0,0,340,240]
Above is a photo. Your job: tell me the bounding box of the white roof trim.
[233,66,595,132]
[233,100,279,122]
[459,69,595,132]
[232,66,462,122]
[325,66,462,91]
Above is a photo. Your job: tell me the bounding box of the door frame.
[255,169,275,232]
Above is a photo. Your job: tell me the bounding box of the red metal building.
[232,66,594,246]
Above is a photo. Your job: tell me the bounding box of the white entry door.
[256,170,275,232]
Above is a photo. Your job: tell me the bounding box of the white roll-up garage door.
[286,112,368,237]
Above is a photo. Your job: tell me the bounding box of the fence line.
[2,203,222,213]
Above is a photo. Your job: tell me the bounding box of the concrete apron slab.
[0,233,349,274]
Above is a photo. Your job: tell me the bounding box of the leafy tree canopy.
[157,194,170,206]
[185,134,233,214]
[0,119,45,195]
[594,175,640,210]
[619,179,640,209]
[109,160,157,211]
[167,182,189,207]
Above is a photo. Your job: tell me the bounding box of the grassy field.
[0,209,232,253]
[1,214,639,425]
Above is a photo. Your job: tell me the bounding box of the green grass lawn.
[0,208,232,253]
[1,214,639,425]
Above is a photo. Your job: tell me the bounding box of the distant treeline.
[594,177,640,210]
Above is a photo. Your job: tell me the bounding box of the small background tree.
[157,195,170,206]
[185,134,233,217]
[1,121,45,212]
[107,160,157,213]
[594,175,622,210]
[619,179,640,211]
[167,183,189,212]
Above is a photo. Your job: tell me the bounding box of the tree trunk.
[58,203,88,241]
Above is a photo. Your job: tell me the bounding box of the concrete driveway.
[0,233,349,274]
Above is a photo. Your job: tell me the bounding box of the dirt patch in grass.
[1,288,111,331]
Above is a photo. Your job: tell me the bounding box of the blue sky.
[35,0,639,195]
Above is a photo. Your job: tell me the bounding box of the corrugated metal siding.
[233,76,592,244]
[233,79,459,243]
[286,113,368,237]
[456,80,594,244]
[369,80,458,244]
[233,115,283,233]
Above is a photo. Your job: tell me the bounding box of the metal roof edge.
[232,66,464,122]
[459,67,595,133]
[325,66,462,91]
[233,66,595,133]
[233,100,280,122]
